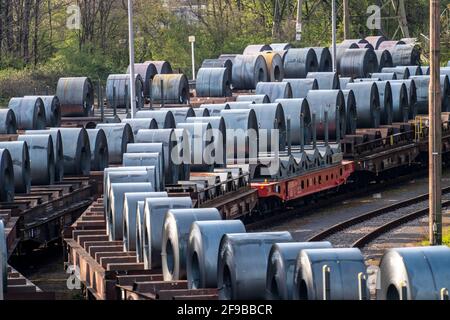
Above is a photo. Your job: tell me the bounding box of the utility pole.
[127,0,136,118]
[429,0,442,245]
[343,0,350,39]
[331,0,337,72]
[295,0,303,41]
[189,36,196,81]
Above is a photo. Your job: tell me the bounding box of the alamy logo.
[367,5,381,30]
[66,265,81,290]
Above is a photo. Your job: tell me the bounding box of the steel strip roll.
[378,246,450,300]
[106,74,145,109]
[187,220,246,289]
[218,54,238,63]
[227,101,254,109]
[185,117,227,168]
[108,182,154,241]
[266,242,332,300]
[201,58,233,81]
[122,191,168,252]
[0,149,14,202]
[358,43,374,50]
[142,197,193,269]
[261,52,284,82]
[381,67,410,79]
[96,123,134,164]
[339,48,378,78]
[217,232,293,300]
[220,109,259,160]
[346,82,381,128]
[48,128,90,176]
[177,123,214,172]
[365,36,387,50]
[374,81,394,125]
[126,143,165,188]
[275,99,312,145]
[24,130,64,182]
[340,39,368,46]
[135,110,176,129]
[56,77,94,116]
[135,129,178,185]
[161,107,196,124]
[339,77,353,90]
[374,50,393,71]
[255,82,292,103]
[306,90,346,140]
[201,103,230,116]
[121,118,158,136]
[243,44,272,55]
[162,208,222,281]
[293,248,368,300]
[0,220,6,294]
[8,97,46,130]
[389,44,421,66]
[86,129,109,171]
[123,153,162,191]
[390,79,418,119]
[193,108,210,117]
[377,40,406,50]
[282,79,318,99]
[0,109,17,134]
[283,48,318,79]
[232,54,268,90]
[270,43,292,51]
[24,96,61,127]
[306,72,340,90]
[127,62,158,100]
[410,75,450,113]
[196,68,232,97]
[0,142,30,194]
[145,60,173,74]
[312,48,332,72]
[136,200,146,262]
[389,82,410,122]
[372,72,397,80]
[17,135,55,185]
[420,66,430,75]
[152,74,189,104]
[236,95,270,104]
[340,90,357,134]
[335,43,359,71]
[250,103,286,152]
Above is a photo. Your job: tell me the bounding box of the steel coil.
[378,246,450,300]
[108,182,154,240]
[365,36,387,50]
[312,48,332,72]
[283,79,318,99]
[126,143,165,188]
[243,44,272,55]
[86,129,109,171]
[0,149,14,202]
[275,99,312,145]
[389,44,421,66]
[121,118,158,136]
[187,220,246,289]
[142,197,192,269]
[306,72,340,90]
[152,74,189,104]
[24,130,64,182]
[145,60,173,74]
[0,109,17,134]
[162,208,222,281]
[135,110,176,129]
[346,82,381,128]
[256,82,292,103]
[0,220,6,295]
[193,108,209,117]
[0,142,31,194]
[17,135,55,185]
[270,43,292,51]
[217,232,293,300]
[177,123,214,172]
[250,103,286,152]
[410,75,450,113]
[218,54,238,63]
[106,74,144,109]
[283,48,318,79]
[339,49,378,78]
[293,248,368,300]
[374,50,393,71]
[161,107,195,124]
[135,129,179,184]
[377,40,406,50]
[122,153,162,191]
[24,96,61,127]
[306,90,346,140]
[340,39,368,46]
[339,77,353,90]
[341,90,357,134]
[196,68,232,97]
[358,43,374,50]
[227,101,254,109]
[96,123,134,164]
[123,192,168,252]
[127,62,158,100]
[201,103,230,116]
[232,54,268,90]
[372,72,397,80]
[420,66,430,75]
[389,82,410,122]
[8,97,46,130]
[236,95,270,104]
[374,81,393,125]
[56,77,94,116]
[381,67,410,79]
[335,43,359,71]
[390,79,418,119]
[261,52,284,82]
[201,58,233,80]
[266,242,332,300]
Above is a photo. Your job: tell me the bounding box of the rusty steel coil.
[56,77,94,116]
[145,60,173,74]
[339,48,378,78]
[275,98,312,145]
[86,129,109,171]
[256,82,292,103]
[345,82,381,128]
[283,48,318,79]
[106,74,145,109]
[96,123,134,164]
[127,62,158,100]
[8,97,46,130]
[135,110,176,129]
[341,90,358,134]
[306,72,340,90]
[0,149,14,202]
[0,142,30,194]
[152,74,190,104]
[121,118,158,136]
[232,54,269,90]
[374,50,393,72]
[196,68,232,97]
[261,52,284,82]
[25,96,61,127]
[0,109,17,134]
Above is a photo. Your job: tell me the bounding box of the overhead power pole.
[331,0,337,72]
[127,0,136,118]
[295,0,303,41]
[429,0,442,245]
[343,0,350,39]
